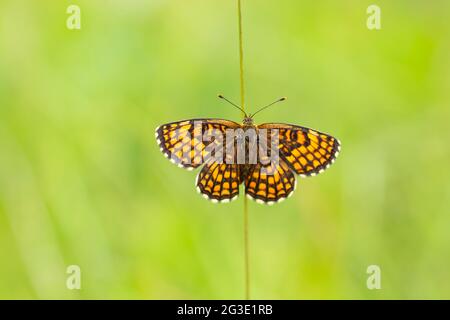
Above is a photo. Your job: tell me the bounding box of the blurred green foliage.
[0,0,449,299]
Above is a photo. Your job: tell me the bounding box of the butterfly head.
[242,116,254,127]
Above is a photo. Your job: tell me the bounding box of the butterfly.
[155,95,341,205]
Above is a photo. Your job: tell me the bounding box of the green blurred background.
[0,0,449,299]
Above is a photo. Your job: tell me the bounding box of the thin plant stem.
[243,191,249,300]
[238,0,245,112]
[237,0,250,300]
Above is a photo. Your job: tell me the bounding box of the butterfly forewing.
[258,123,341,177]
[155,119,240,170]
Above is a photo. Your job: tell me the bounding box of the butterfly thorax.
[238,117,258,178]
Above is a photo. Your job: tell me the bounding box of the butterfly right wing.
[244,160,296,205]
[155,119,241,170]
[258,123,341,177]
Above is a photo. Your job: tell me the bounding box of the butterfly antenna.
[218,94,247,116]
[250,97,287,118]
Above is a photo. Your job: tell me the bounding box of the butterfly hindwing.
[155,119,240,170]
[196,160,241,203]
[244,160,296,205]
[258,123,341,177]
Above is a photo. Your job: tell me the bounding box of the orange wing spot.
[207,181,214,189]
[306,154,314,161]
[249,181,256,189]
[307,145,315,153]
[182,144,190,153]
[297,133,306,144]
[175,141,184,150]
[259,183,266,190]
[313,160,320,167]
[274,173,281,183]
[222,189,230,196]
[314,152,322,159]
[257,190,266,197]
[213,185,220,192]
[294,162,302,171]
[320,141,328,148]
[224,171,230,178]
[308,133,319,143]
[291,149,300,157]
[169,131,177,139]
[223,182,230,189]
[287,155,296,163]
[276,183,284,191]
[232,182,238,189]
[192,138,200,145]
[268,187,276,194]
[300,146,307,154]
[299,157,307,166]
[193,156,202,164]
[309,139,320,149]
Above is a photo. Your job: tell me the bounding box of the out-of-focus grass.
[0,0,449,299]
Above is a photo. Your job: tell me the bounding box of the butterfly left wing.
[155,119,240,170]
[258,123,341,177]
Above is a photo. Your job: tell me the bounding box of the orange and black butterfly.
[155,95,341,205]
